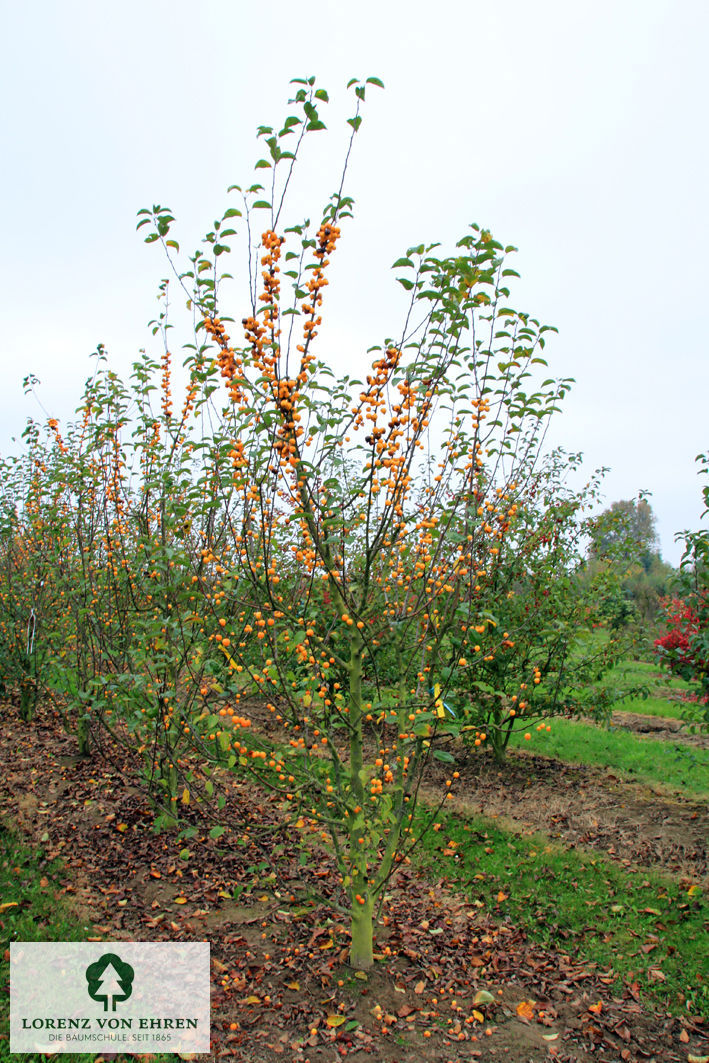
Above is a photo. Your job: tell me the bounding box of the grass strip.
[416,809,709,1020]
[506,718,709,797]
[0,821,177,1063]
[605,659,691,719]
[613,694,688,720]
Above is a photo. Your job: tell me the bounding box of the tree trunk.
[347,632,375,968]
[76,713,91,756]
[19,676,36,723]
[349,894,374,969]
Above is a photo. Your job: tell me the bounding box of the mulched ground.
[1,700,708,1063]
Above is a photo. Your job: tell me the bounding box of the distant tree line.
[586,497,675,632]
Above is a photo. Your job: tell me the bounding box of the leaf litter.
[1,698,707,1063]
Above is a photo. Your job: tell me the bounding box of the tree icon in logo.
[85,953,134,1012]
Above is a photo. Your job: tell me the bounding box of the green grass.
[610,657,688,688]
[0,822,177,1063]
[613,693,687,720]
[416,809,709,1019]
[506,717,709,797]
[605,658,691,719]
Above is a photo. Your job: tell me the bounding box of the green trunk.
[349,894,374,969]
[348,636,365,805]
[19,677,35,723]
[491,740,507,764]
[76,714,91,757]
[347,632,375,968]
[488,704,510,763]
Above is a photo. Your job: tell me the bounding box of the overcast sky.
[1,0,707,564]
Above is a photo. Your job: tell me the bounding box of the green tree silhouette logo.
[85,953,134,1011]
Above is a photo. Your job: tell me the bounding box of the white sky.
[1,0,707,564]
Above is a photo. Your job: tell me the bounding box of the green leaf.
[252,200,272,210]
[366,77,385,88]
[209,825,226,840]
[432,749,456,764]
[392,257,414,269]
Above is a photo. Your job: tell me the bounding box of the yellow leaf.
[472,1009,485,1023]
[175,897,188,905]
[116,823,128,832]
[0,902,18,913]
[244,995,260,1005]
[181,788,190,805]
[496,891,508,903]
[687,884,701,896]
[516,1000,535,1021]
[286,981,300,991]
[354,971,368,980]
[326,1015,346,1028]
[219,642,237,670]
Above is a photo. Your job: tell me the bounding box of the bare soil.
[609,709,709,748]
[429,749,709,885]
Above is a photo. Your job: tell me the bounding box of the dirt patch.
[427,750,709,884]
[610,709,709,748]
